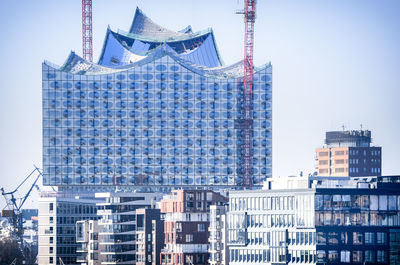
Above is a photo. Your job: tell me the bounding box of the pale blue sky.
[0,0,399,208]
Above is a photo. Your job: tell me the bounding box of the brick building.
[316,130,381,177]
[160,190,227,265]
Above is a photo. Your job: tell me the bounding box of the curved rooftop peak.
[129,7,188,38]
[179,25,193,34]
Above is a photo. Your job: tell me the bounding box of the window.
[369,195,379,210]
[186,234,193,243]
[328,251,338,262]
[90,253,98,260]
[49,216,53,224]
[49,237,53,244]
[317,232,326,245]
[389,195,397,210]
[377,250,386,262]
[49,257,53,264]
[340,250,350,263]
[49,203,54,213]
[377,232,387,244]
[328,232,338,245]
[198,223,205,232]
[196,192,204,200]
[365,250,375,262]
[352,251,363,262]
[365,232,375,244]
[353,232,363,245]
[317,250,326,262]
[379,195,388,210]
[185,193,194,201]
[176,222,182,232]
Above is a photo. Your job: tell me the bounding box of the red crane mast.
[237,0,256,188]
[82,0,93,62]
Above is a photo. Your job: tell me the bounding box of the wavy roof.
[98,28,223,68]
[44,7,271,79]
[47,44,271,79]
[97,7,224,68]
[129,7,190,39]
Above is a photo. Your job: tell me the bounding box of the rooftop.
[325,130,372,147]
[44,7,271,78]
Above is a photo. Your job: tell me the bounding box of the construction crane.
[82,0,93,62]
[236,0,257,188]
[1,166,42,249]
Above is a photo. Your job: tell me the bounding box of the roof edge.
[97,26,112,65]
[45,44,271,79]
[117,27,214,43]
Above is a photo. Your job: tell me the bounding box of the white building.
[38,192,100,265]
[208,204,229,265]
[227,176,317,264]
[95,191,163,265]
[76,220,100,265]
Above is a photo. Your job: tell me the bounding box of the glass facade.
[228,191,317,264]
[226,176,400,264]
[315,191,400,264]
[42,7,272,189]
[42,53,272,187]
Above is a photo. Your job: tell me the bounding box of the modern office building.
[95,191,163,265]
[135,208,164,265]
[38,192,100,265]
[226,175,400,264]
[316,130,381,177]
[228,176,316,265]
[76,220,100,265]
[208,204,229,265]
[42,7,272,190]
[160,190,227,265]
[314,175,400,264]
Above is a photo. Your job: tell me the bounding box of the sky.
[0,0,399,209]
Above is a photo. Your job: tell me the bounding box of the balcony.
[76,245,88,252]
[101,258,135,264]
[76,254,87,262]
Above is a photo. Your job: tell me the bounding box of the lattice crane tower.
[237,0,256,188]
[82,0,93,62]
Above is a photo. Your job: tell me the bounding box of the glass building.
[42,7,272,189]
[227,175,400,264]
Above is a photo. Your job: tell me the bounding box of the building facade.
[95,191,163,265]
[42,7,272,190]
[316,130,381,177]
[314,175,400,264]
[208,204,229,265]
[76,220,100,265]
[38,193,99,265]
[160,190,227,265]
[226,175,400,264]
[228,177,316,265]
[135,208,164,265]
